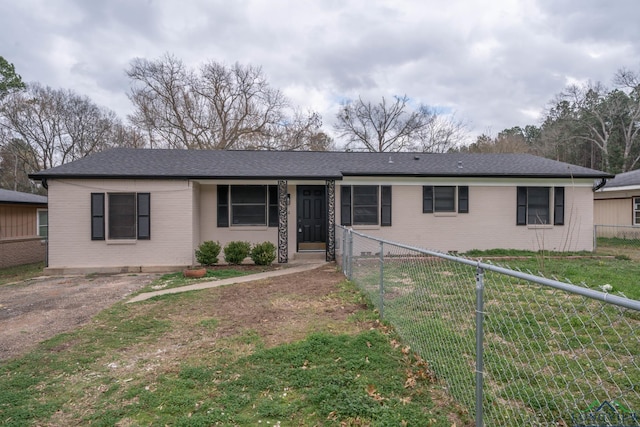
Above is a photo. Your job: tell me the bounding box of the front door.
[297,186,326,250]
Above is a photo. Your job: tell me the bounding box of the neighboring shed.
[29,148,611,274]
[0,189,48,268]
[594,169,640,237]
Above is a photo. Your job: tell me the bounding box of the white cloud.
[1,0,639,143]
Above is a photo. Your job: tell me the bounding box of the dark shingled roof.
[601,169,640,189]
[29,148,612,180]
[0,189,47,205]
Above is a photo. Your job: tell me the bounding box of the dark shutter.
[137,193,150,239]
[381,186,392,226]
[423,186,433,213]
[517,187,527,225]
[458,186,469,213]
[217,185,229,227]
[91,193,105,240]
[340,186,351,226]
[268,185,278,227]
[554,187,565,225]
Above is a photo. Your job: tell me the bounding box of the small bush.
[224,241,251,265]
[251,242,276,266]
[195,241,221,266]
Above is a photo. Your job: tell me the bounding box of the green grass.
[597,236,640,247]
[348,253,640,426]
[0,277,464,426]
[0,262,44,286]
[463,248,640,300]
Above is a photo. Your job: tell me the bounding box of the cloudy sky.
[2,0,639,144]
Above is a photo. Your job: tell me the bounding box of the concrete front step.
[293,251,326,261]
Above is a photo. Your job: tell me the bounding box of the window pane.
[231,186,266,203]
[38,210,48,237]
[353,186,378,205]
[353,207,378,225]
[109,194,136,239]
[527,187,549,224]
[231,186,267,225]
[353,186,378,225]
[232,205,266,225]
[434,186,455,212]
[635,197,640,226]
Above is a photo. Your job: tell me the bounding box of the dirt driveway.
[0,273,158,362]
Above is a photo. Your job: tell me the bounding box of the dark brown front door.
[297,186,326,250]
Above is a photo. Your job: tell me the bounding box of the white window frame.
[37,209,48,238]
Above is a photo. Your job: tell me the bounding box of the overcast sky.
[2,0,639,145]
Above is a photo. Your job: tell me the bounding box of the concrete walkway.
[127,261,329,303]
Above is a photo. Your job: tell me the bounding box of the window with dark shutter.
[423,186,434,213]
[217,185,229,227]
[458,186,469,213]
[340,186,351,226]
[381,186,392,226]
[353,186,378,225]
[527,187,550,224]
[231,185,267,225]
[91,193,105,240]
[109,193,136,239]
[137,193,150,239]
[434,186,455,212]
[554,187,564,226]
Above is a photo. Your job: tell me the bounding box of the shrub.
[224,241,251,265]
[195,240,221,266]
[251,242,276,266]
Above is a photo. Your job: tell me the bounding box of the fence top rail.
[339,226,640,312]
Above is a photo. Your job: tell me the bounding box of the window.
[91,193,150,240]
[217,185,278,227]
[37,209,48,238]
[340,185,392,226]
[634,197,640,226]
[517,187,564,226]
[353,186,378,225]
[109,194,136,238]
[423,186,469,213]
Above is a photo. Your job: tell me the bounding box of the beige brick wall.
[0,237,46,268]
[47,179,195,271]
[337,179,596,253]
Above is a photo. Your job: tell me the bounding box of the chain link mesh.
[336,226,640,426]
[595,225,640,257]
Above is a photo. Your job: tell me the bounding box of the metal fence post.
[475,264,485,427]
[593,224,597,251]
[347,229,353,281]
[341,228,347,274]
[379,241,384,319]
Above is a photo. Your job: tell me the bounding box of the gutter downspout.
[592,178,607,192]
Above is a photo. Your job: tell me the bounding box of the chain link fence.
[337,226,640,427]
[594,225,640,260]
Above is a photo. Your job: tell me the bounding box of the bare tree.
[538,77,640,172]
[127,54,314,150]
[417,113,468,153]
[334,95,466,152]
[243,111,334,151]
[613,68,640,171]
[0,83,126,174]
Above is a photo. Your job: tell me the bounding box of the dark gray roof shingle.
[0,189,47,205]
[29,148,612,180]
[602,168,640,189]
